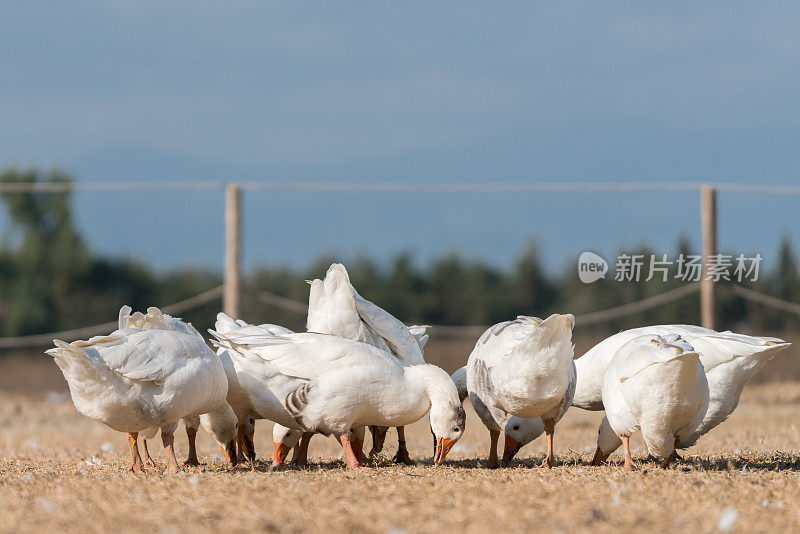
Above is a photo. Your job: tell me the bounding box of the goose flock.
[46,263,791,473]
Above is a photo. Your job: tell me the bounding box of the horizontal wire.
[2,282,794,348]
[0,286,222,349]
[0,181,799,194]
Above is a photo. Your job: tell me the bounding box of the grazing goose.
[573,325,789,412]
[305,263,429,465]
[228,263,430,466]
[466,314,575,468]
[213,314,294,463]
[210,329,464,470]
[46,328,237,473]
[503,325,791,462]
[117,305,207,466]
[588,330,791,462]
[593,335,709,470]
[215,315,369,467]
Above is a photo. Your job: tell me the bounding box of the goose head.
[420,365,466,464]
[200,404,239,468]
[272,424,302,466]
[503,416,545,463]
[430,401,465,465]
[591,416,621,465]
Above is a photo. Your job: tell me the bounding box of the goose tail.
[45,339,102,381]
[284,382,325,434]
[118,305,133,330]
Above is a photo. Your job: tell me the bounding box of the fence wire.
[2,181,800,195]
[0,286,222,349]
[1,282,796,349]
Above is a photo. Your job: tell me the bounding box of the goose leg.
[352,436,365,464]
[487,429,500,468]
[393,427,414,465]
[539,419,555,468]
[292,432,313,466]
[142,439,157,468]
[368,426,387,458]
[243,427,256,463]
[162,431,180,474]
[340,433,371,471]
[236,425,246,463]
[184,426,200,466]
[622,435,637,471]
[127,432,145,473]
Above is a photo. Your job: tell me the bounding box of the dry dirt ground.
[1,369,800,534]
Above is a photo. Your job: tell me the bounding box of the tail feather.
[118,306,202,339]
[284,382,321,433]
[409,325,430,349]
[207,329,292,353]
[215,312,241,334]
[118,305,133,330]
[46,339,102,381]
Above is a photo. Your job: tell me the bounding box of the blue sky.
[1,2,799,273]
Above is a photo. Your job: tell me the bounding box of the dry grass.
[2,369,800,534]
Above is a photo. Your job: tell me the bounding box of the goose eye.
[513,426,519,431]
[453,427,460,433]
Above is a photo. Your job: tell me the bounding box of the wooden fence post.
[224,184,242,319]
[701,185,717,329]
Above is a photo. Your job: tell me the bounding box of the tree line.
[1,169,798,342]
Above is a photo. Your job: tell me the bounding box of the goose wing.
[77,330,200,384]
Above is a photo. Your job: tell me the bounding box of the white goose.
[215,317,371,467]
[46,321,237,473]
[237,263,429,466]
[595,334,709,470]
[210,329,464,470]
[503,325,791,462]
[466,314,575,468]
[216,317,367,466]
[213,313,293,463]
[306,263,428,464]
[117,305,207,466]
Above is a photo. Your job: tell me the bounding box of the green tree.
[0,169,90,335]
[511,242,556,317]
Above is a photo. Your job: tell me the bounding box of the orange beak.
[503,434,521,464]
[222,440,237,468]
[434,437,458,465]
[590,447,609,466]
[273,441,292,466]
